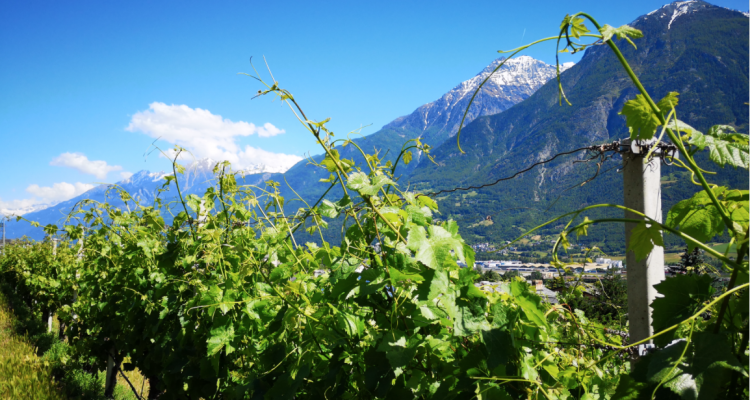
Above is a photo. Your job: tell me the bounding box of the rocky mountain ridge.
[384,56,574,145]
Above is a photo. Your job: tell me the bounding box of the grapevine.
[0,11,747,400]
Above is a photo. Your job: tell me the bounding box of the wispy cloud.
[126,102,302,171]
[26,182,95,204]
[50,152,123,180]
[120,171,134,180]
[0,181,96,216]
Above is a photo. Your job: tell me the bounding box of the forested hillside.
[408,1,749,250]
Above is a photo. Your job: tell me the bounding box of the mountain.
[4,158,271,240]
[408,0,749,251]
[280,55,575,200]
[0,203,53,217]
[7,0,748,250]
[382,56,574,147]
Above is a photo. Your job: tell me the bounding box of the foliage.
[560,275,628,328]
[0,9,747,400]
[541,12,749,399]
[529,271,544,281]
[503,269,521,280]
[668,246,709,275]
[408,6,748,251]
[0,248,141,400]
[475,269,502,282]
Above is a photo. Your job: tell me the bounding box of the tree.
[668,246,708,275]
[529,271,544,281]
[503,270,520,280]
[480,270,501,282]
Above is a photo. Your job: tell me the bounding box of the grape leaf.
[417,195,438,211]
[689,125,749,169]
[403,150,412,165]
[651,274,714,347]
[346,172,394,196]
[561,15,590,39]
[646,340,697,398]
[620,93,679,140]
[207,314,236,356]
[656,92,680,112]
[321,149,353,173]
[627,221,663,261]
[510,281,548,329]
[416,270,450,301]
[599,24,643,48]
[666,190,725,250]
[407,225,462,270]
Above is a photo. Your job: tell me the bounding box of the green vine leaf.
[620,92,679,140]
[651,274,714,347]
[646,340,697,397]
[655,92,679,112]
[561,15,590,39]
[627,221,663,261]
[407,225,463,270]
[207,314,236,356]
[510,281,548,329]
[598,24,643,48]
[574,217,591,239]
[403,150,413,165]
[692,332,744,398]
[346,172,394,196]
[689,125,749,169]
[666,189,726,249]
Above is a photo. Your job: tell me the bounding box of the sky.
[1,0,748,214]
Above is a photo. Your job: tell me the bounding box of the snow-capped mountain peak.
[385,55,575,140]
[642,0,747,29]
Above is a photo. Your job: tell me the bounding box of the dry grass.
[115,358,149,400]
[0,296,146,400]
[0,303,66,400]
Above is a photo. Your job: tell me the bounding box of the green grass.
[710,242,738,255]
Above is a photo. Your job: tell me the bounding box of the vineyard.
[0,13,748,400]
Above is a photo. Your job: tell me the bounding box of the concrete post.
[623,144,666,344]
[50,238,60,333]
[105,352,117,398]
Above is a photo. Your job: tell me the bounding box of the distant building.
[499,260,522,266]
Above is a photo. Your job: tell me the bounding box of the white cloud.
[126,102,301,171]
[237,146,306,172]
[0,182,96,217]
[120,171,134,180]
[50,152,123,180]
[26,182,95,204]
[0,197,47,217]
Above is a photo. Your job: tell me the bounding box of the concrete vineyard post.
[622,139,668,344]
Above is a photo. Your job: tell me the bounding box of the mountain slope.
[4,159,271,240]
[383,56,574,147]
[408,0,749,249]
[280,56,574,200]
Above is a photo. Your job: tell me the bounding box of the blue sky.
[1,0,747,213]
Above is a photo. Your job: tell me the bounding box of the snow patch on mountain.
[642,0,747,27]
[386,55,575,139]
[668,1,697,29]
[0,203,53,217]
[182,157,292,175]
